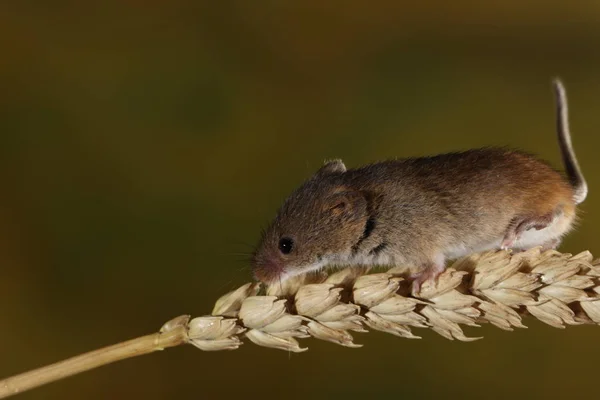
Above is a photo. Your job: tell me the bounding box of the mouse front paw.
[409,261,445,296]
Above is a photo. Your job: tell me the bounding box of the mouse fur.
[251,80,587,291]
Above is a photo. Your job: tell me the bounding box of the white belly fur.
[445,212,575,259]
[514,212,575,249]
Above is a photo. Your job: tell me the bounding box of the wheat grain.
[2,247,599,398]
[185,247,600,352]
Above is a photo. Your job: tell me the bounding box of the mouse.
[251,79,588,293]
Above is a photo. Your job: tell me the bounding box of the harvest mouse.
[251,79,587,293]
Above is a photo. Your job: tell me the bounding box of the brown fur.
[252,80,586,290]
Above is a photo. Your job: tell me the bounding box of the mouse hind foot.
[501,206,575,251]
[500,212,555,250]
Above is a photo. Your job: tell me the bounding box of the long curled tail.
[553,79,588,204]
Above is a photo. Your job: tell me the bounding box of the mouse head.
[252,160,369,284]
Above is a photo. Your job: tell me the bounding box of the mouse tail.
[553,78,588,204]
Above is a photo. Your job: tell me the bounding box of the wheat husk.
[3,248,600,398]
[183,247,600,352]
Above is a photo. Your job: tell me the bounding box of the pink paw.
[410,268,443,295]
[500,239,513,250]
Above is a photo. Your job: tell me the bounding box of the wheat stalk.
[1,247,599,397]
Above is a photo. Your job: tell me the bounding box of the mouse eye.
[278,237,294,254]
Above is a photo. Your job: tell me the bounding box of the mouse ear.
[324,190,367,219]
[316,159,346,176]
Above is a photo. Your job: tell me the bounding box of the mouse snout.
[252,253,285,283]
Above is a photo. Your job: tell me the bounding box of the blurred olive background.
[1,1,600,399]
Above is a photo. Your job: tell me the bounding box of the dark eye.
[278,237,294,254]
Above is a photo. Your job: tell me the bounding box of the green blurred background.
[1,1,600,399]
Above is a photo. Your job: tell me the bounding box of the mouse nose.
[252,255,284,283]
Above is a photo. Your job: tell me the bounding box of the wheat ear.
[1,248,600,397]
